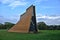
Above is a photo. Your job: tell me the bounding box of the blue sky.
[0,0,60,25]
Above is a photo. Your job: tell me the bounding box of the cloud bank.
[0,0,27,9]
[36,14,60,25]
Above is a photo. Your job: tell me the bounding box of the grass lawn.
[0,30,60,40]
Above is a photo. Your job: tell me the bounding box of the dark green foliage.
[38,22,47,30]
[37,22,60,30]
[0,22,15,29]
[47,25,60,30]
[0,23,4,29]
[4,22,15,29]
[0,22,60,30]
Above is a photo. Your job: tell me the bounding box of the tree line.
[0,22,15,29]
[0,22,60,30]
[38,22,60,30]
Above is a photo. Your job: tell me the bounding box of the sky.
[0,0,60,25]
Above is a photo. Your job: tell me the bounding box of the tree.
[37,22,47,30]
[4,22,15,29]
[0,23,4,29]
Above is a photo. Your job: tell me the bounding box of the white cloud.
[0,0,27,9]
[8,1,27,9]
[36,14,60,25]
[34,0,48,4]
[37,15,60,19]
[0,0,14,4]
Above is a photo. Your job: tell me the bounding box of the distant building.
[8,5,38,33]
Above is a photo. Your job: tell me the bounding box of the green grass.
[0,30,60,40]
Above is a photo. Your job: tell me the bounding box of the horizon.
[0,0,60,25]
